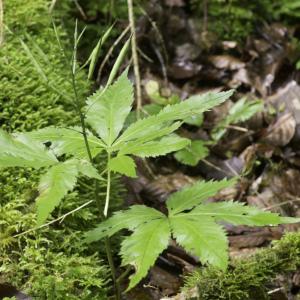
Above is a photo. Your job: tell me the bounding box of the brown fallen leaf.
[261,113,296,146]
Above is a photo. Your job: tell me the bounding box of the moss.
[183,232,300,300]
[190,0,300,42]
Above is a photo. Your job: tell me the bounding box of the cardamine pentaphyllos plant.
[2,28,299,295]
[0,64,236,295]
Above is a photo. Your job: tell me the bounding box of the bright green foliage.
[27,127,104,159]
[170,216,228,270]
[76,159,103,180]
[0,130,57,169]
[85,179,299,289]
[84,205,166,243]
[86,71,134,145]
[174,140,209,166]
[115,90,233,146]
[187,201,296,226]
[212,98,263,141]
[166,179,236,215]
[36,161,79,225]
[118,135,190,158]
[109,155,137,178]
[121,217,170,290]
[183,232,300,300]
[0,70,233,224]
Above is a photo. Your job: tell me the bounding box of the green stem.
[104,152,112,217]
[70,37,120,299]
[103,151,121,300]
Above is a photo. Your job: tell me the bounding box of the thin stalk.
[0,0,3,46]
[117,265,132,284]
[103,151,121,299]
[127,0,142,119]
[13,200,94,238]
[104,152,112,217]
[70,26,120,299]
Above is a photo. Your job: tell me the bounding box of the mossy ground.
[184,232,300,300]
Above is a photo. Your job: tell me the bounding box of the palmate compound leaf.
[114,90,234,146]
[83,205,165,243]
[169,215,229,270]
[82,180,300,290]
[36,159,102,225]
[120,217,170,290]
[118,135,190,158]
[26,127,104,159]
[85,69,134,145]
[0,129,57,169]
[167,178,237,215]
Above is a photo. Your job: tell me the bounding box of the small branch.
[225,125,249,132]
[263,197,300,211]
[96,25,130,84]
[267,287,284,295]
[13,200,94,238]
[127,0,142,119]
[74,0,87,20]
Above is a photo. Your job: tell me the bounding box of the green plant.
[84,177,298,290]
[0,32,236,298]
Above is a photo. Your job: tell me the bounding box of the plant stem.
[0,0,3,46]
[127,0,142,119]
[105,237,121,299]
[104,152,112,217]
[71,33,120,299]
[103,151,121,299]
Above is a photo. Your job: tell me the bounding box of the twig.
[127,0,142,119]
[202,158,228,175]
[74,0,87,20]
[263,197,300,211]
[138,4,168,84]
[96,25,130,84]
[13,200,94,238]
[267,287,284,295]
[224,125,249,132]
